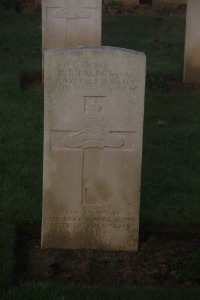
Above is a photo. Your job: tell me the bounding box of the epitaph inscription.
[42,47,146,251]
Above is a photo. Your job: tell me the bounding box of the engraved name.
[54,60,139,93]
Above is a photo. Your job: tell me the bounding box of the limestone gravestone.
[42,0,102,51]
[42,47,146,251]
[184,0,200,83]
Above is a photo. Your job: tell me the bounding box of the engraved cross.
[50,96,126,207]
[47,0,98,20]
[63,97,124,149]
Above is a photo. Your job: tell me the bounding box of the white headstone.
[184,0,200,83]
[42,47,146,252]
[42,0,102,51]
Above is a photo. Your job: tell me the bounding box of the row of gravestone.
[41,0,199,252]
[15,0,187,12]
[42,0,200,84]
[103,0,187,7]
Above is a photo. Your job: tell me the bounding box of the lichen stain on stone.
[43,189,68,216]
[42,226,71,249]
[184,45,200,83]
[84,180,110,205]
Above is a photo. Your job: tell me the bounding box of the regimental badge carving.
[64,97,124,149]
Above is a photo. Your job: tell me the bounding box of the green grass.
[3,284,200,300]
[0,6,200,299]
[141,91,200,229]
[103,15,185,79]
[171,248,200,282]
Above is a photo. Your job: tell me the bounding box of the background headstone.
[42,47,146,252]
[184,0,200,83]
[42,0,102,52]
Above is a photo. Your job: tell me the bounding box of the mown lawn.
[0,5,200,299]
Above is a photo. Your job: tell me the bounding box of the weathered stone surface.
[42,0,102,51]
[184,0,200,83]
[42,47,146,251]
